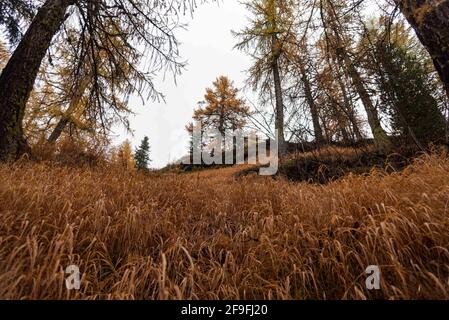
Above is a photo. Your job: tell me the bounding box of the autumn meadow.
[1,0,449,301]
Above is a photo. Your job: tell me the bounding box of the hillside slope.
[0,154,449,299]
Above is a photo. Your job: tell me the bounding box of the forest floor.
[1,148,449,299]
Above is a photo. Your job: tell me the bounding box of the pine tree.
[361,19,446,146]
[134,136,151,171]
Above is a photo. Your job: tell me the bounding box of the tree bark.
[298,60,325,144]
[323,0,391,151]
[337,47,392,152]
[48,117,70,143]
[396,0,449,98]
[335,69,364,141]
[0,0,73,161]
[327,56,364,142]
[273,58,286,154]
[329,93,351,144]
[272,35,286,155]
[47,74,91,143]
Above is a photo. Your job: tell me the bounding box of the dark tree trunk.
[324,0,391,152]
[327,56,364,142]
[47,73,91,143]
[337,47,392,152]
[298,60,325,144]
[340,126,350,143]
[335,70,363,141]
[0,0,73,161]
[329,96,351,144]
[320,113,331,143]
[396,0,449,97]
[47,117,70,143]
[273,59,286,154]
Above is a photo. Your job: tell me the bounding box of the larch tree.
[25,24,139,145]
[315,38,364,143]
[330,60,364,142]
[330,1,449,98]
[0,0,195,162]
[315,61,353,143]
[187,76,250,162]
[319,0,392,152]
[0,0,35,43]
[282,29,327,145]
[192,76,251,138]
[294,51,326,145]
[112,139,135,172]
[234,0,299,154]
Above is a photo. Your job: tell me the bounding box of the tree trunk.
[337,47,392,152]
[0,41,8,70]
[335,69,364,141]
[47,117,70,144]
[324,0,390,151]
[272,36,286,155]
[340,126,350,143]
[47,74,91,143]
[327,56,364,142]
[329,96,351,144]
[0,0,73,161]
[396,0,449,97]
[320,113,331,143]
[298,60,325,144]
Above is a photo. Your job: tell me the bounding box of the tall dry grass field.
[1,153,449,299]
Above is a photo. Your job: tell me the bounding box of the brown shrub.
[30,137,108,168]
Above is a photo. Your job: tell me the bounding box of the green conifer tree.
[134,136,151,171]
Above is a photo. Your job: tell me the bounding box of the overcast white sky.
[113,1,252,168]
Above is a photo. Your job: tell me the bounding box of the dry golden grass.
[1,152,449,299]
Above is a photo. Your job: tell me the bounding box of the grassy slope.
[0,153,449,299]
